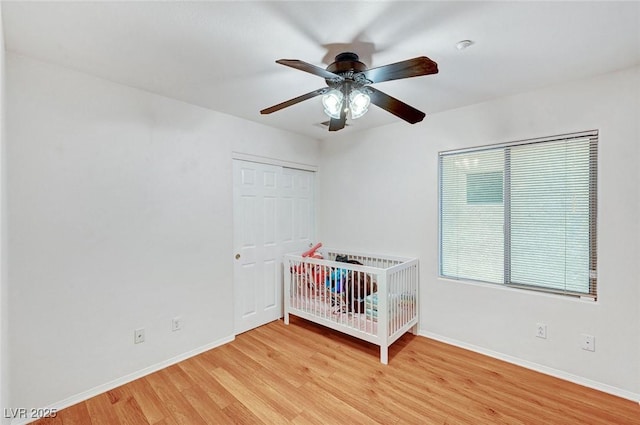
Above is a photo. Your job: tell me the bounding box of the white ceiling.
[2,1,639,140]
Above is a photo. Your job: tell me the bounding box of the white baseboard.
[419,330,640,404]
[10,334,235,425]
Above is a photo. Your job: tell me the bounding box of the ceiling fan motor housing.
[325,52,368,88]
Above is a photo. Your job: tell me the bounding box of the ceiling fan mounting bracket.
[334,52,360,62]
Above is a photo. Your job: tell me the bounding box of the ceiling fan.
[260,52,438,131]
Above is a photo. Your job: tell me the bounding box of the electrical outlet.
[536,323,547,339]
[172,317,182,332]
[581,334,595,352]
[134,328,145,344]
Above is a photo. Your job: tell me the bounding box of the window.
[439,131,598,299]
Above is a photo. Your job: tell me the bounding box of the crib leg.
[411,323,419,335]
[380,346,389,365]
[284,312,290,325]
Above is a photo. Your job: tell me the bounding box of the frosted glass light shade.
[349,90,370,119]
[322,90,343,119]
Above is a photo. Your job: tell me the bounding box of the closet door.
[233,160,315,335]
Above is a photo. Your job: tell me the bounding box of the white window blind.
[439,131,598,299]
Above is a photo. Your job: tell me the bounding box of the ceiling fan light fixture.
[349,89,370,119]
[322,89,344,119]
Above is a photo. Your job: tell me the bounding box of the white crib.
[283,248,419,364]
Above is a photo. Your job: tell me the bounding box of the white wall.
[319,66,640,400]
[0,5,10,425]
[5,53,319,416]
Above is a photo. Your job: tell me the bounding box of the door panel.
[280,167,315,258]
[233,160,315,335]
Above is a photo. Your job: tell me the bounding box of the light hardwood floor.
[34,317,640,424]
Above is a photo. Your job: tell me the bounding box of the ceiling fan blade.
[367,87,426,124]
[276,59,344,82]
[328,107,347,131]
[361,56,438,84]
[260,88,328,115]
